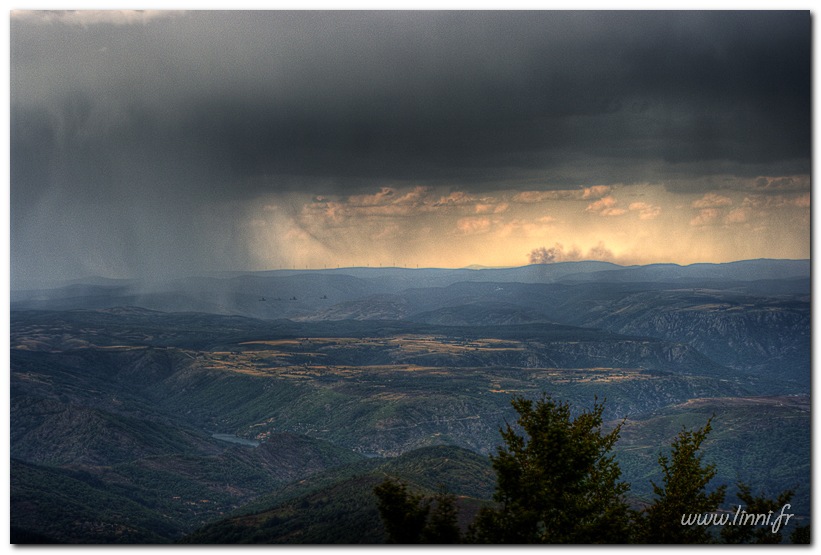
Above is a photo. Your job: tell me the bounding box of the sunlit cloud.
[475,202,509,214]
[456,217,493,235]
[512,190,577,203]
[512,185,611,204]
[301,186,433,223]
[433,191,478,206]
[742,192,811,209]
[581,185,612,200]
[588,242,616,261]
[691,193,733,209]
[690,208,722,227]
[724,208,749,225]
[528,241,619,264]
[681,189,810,231]
[252,182,810,271]
[628,202,662,220]
[794,194,812,208]
[586,196,626,217]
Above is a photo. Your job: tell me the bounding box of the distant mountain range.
[11,258,811,316]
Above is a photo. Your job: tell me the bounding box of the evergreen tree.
[373,397,804,546]
[639,418,726,543]
[469,395,631,543]
[373,479,430,543]
[421,488,461,544]
[790,524,810,544]
[373,480,461,543]
[720,483,794,544]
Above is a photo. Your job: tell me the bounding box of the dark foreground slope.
[180,445,494,544]
[11,434,364,543]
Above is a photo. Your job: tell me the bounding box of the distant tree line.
[374,395,810,544]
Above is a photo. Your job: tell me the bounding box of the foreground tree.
[372,479,430,543]
[374,396,807,544]
[719,483,794,544]
[468,395,631,543]
[373,480,460,543]
[790,524,810,544]
[638,418,726,543]
[420,488,461,543]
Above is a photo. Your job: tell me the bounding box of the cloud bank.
[10,11,811,286]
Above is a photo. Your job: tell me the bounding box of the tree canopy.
[469,395,631,543]
[374,394,805,545]
[639,418,726,543]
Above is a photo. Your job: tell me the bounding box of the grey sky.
[10,11,811,286]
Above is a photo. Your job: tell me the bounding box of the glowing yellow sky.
[247,178,811,270]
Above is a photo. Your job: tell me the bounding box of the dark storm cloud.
[12,11,810,195]
[10,10,811,285]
